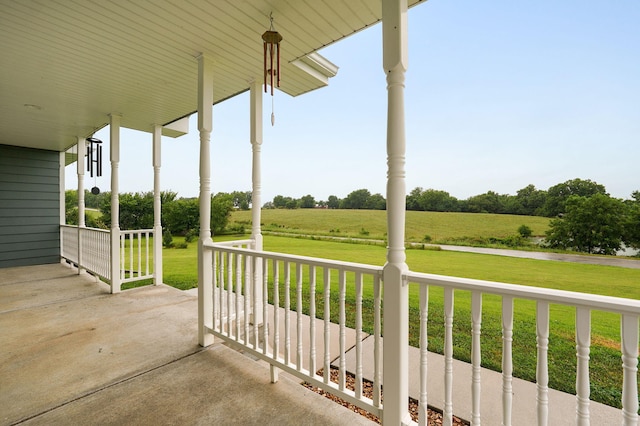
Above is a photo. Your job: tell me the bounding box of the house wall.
[0,144,61,268]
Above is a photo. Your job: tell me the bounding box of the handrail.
[406,271,640,315]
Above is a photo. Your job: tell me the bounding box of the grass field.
[160,233,640,409]
[230,209,551,244]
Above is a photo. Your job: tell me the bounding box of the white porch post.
[381,0,410,425]
[76,137,86,274]
[197,54,214,347]
[110,114,122,293]
[59,151,66,264]
[250,80,264,324]
[152,125,163,286]
[77,137,86,228]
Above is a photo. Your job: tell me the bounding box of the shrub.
[175,242,188,249]
[163,230,174,248]
[359,228,370,236]
[184,229,197,243]
[423,234,432,243]
[518,224,533,238]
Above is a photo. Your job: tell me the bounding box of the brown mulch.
[303,366,468,425]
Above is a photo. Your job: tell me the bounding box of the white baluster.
[471,291,482,425]
[120,233,125,280]
[245,255,251,346]
[323,267,331,384]
[621,314,639,426]
[271,259,279,383]
[355,272,363,398]
[218,251,224,334]
[339,269,346,391]
[212,250,218,332]
[145,231,150,277]
[419,284,429,426]
[502,296,514,426]
[536,301,549,426]
[234,253,241,341]
[444,287,454,426]
[309,265,317,376]
[296,263,303,371]
[273,259,280,360]
[373,274,382,407]
[284,261,291,365]
[575,307,591,425]
[226,252,232,336]
[129,232,133,278]
[136,231,141,278]
[262,258,269,354]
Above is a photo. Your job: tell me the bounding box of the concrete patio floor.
[0,263,373,426]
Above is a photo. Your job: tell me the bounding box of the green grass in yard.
[160,234,640,409]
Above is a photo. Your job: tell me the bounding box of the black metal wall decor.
[86,137,102,194]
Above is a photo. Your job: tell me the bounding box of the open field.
[230,209,551,244]
[160,234,640,409]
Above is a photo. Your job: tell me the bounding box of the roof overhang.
[0,0,426,152]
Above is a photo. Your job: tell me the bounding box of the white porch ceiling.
[0,0,425,153]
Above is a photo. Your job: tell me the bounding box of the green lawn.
[161,234,639,409]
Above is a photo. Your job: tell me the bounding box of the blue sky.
[68,0,639,202]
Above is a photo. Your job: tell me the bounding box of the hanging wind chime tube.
[86,137,103,194]
[262,14,282,96]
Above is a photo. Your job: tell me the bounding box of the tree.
[327,195,340,209]
[542,178,607,217]
[466,191,505,214]
[340,189,371,209]
[420,189,458,212]
[299,194,316,208]
[545,194,626,255]
[273,195,296,209]
[514,184,547,216]
[163,198,200,235]
[211,193,235,233]
[406,187,424,211]
[231,191,252,210]
[366,193,386,210]
[623,191,640,250]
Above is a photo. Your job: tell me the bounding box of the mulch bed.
[303,366,468,425]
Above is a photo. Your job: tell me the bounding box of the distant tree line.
[65,178,640,255]
[263,178,639,255]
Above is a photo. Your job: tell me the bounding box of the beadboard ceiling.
[0,0,425,152]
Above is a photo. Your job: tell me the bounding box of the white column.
[197,54,214,347]
[110,114,122,293]
[59,151,66,264]
[77,138,86,228]
[381,0,410,425]
[152,125,163,286]
[77,137,86,274]
[250,80,264,325]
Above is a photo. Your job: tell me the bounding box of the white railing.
[61,224,79,264]
[80,227,111,280]
[203,240,384,418]
[120,229,154,283]
[61,225,155,286]
[406,271,640,426]
[61,225,110,280]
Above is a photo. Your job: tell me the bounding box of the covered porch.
[1,1,639,425]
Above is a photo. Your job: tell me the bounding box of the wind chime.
[262,13,282,125]
[86,137,103,195]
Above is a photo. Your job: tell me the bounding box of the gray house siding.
[0,144,61,268]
